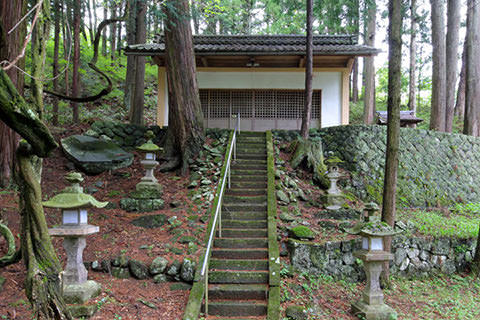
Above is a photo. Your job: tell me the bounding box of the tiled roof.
[124,34,380,56]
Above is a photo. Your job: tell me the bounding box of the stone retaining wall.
[88,120,165,149]
[288,236,476,281]
[316,125,480,207]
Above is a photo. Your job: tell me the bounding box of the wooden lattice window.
[199,89,322,120]
[209,90,230,118]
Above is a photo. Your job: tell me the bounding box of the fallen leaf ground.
[2,125,480,319]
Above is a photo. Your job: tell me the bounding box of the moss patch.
[289,226,315,240]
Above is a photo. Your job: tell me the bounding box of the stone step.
[205,300,267,317]
[221,211,267,221]
[231,169,267,176]
[224,194,267,204]
[217,228,268,238]
[236,153,267,160]
[210,259,269,271]
[237,146,266,152]
[213,238,268,249]
[222,220,267,229]
[225,188,267,196]
[209,271,269,284]
[235,143,266,149]
[237,131,265,136]
[231,163,268,171]
[230,175,268,182]
[208,284,268,300]
[230,181,268,189]
[222,204,266,213]
[212,248,268,259]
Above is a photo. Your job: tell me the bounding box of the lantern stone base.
[63,280,101,304]
[120,185,164,212]
[351,300,397,320]
[136,181,163,194]
[68,303,98,319]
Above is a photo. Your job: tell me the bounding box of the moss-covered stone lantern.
[136,130,163,193]
[325,156,344,210]
[43,172,106,305]
[345,202,398,320]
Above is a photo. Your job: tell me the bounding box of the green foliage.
[398,209,480,239]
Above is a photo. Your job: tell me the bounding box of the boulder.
[180,258,196,282]
[61,135,133,174]
[286,305,308,320]
[129,260,149,280]
[150,257,169,275]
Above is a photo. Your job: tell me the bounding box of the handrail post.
[205,271,208,315]
[237,112,240,135]
[219,202,222,238]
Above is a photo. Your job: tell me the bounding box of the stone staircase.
[205,132,270,319]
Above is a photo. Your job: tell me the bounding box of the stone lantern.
[136,130,163,193]
[325,156,344,210]
[346,202,398,320]
[43,172,107,305]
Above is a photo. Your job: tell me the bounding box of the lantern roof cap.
[42,172,108,209]
[345,217,398,236]
[137,130,162,152]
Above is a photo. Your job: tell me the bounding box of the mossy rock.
[289,225,315,240]
[286,305,308,320]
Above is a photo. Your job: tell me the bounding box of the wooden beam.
[201,56,209,67]
[299,56,306,68]
[156,67,167,127]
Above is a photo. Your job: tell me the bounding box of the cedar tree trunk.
[382,0,402,282]
[363,1,376,124]
[300,0,313,139]
[0,0,25,187]
[464,0,480,137]
[71,0,81,123]
[408,0,417,116]
[445,0,461,132]
[429,0,447,131]
[129,0,146,125]
[163,0,205,174]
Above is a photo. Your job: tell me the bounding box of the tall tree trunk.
[52,0,61,126]
[102,5,107,56]
[464,0,480,137]
[191,0,199,34]
[363,1,376,124]
[117,2,123,58]
[62,2,70,96]
[163,0,205,174]
[30,0,51,118]
[351,58,359,103]
[300,0,313,139]
[408,0,417,116]
[382,0,402,282]
[124,0,137,112]
[110,4,117,59]
[129,0,146,124]
[445,0,461,132]
[0,0,25,187]
[86,0,94,43]
[455,33,467,120]
[71,0,81,123]
[429,0,447,131]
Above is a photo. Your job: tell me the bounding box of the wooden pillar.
[341,69,350,125]
[156,66,167,127]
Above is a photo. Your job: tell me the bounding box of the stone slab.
[351,300,397,320]
[63,280,101,304]
[61,135,133,175]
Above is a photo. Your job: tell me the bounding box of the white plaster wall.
[196,71,343,127]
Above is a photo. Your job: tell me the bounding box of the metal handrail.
[201,112,240,314]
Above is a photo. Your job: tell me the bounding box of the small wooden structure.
[376,110,423,128]
[125,35,380,131]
